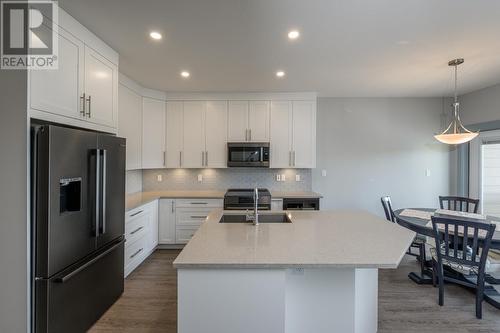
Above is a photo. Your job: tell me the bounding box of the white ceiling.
[59,0,500,97]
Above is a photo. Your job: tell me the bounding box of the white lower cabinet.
[124,200,158,277]
[159,199,176,244]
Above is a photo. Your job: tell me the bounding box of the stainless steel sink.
[219,213,292,223]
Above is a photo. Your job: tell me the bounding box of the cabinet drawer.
[175,198,223,208]
[125,234,148,272]
[176,208,213,226]
[126,206,148,222]
[125,212,149,244]
[175,227,199,244]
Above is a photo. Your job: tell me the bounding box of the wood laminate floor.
[90,250,500,333]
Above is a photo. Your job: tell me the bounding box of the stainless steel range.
[224,188,271,210]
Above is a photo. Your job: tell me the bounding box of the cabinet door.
[248,101,270,142]
[292,101,316,168]
[84,46,118,128]
[205,101,228,168]
[182,101,205,168]
[118,84,142,170]
[165,101,184,168]
[270,101,292,168]
[227,101,248,142]
[30,27,84,119]
[142,98,166,168]
[159,199,176,244]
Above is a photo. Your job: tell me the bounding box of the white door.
[166,101,183,168]
[183,101,206,168]
[228,101,248,142]
[30,27,84,119]
[270,101,292,168]
[469,129,500,216]
[142,97,165,168]
[84,46,118,128]
[118,84,142,170]
[205,101,228,168]
[159,199,176,244]
[248,101,270,142]
[292,101,316,168]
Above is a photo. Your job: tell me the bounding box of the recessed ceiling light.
[149,31,162,40]
[180,71,190,78]
[276,71,285,78]
[288,30,300,40]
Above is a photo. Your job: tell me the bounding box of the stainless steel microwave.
[227,142,270,167]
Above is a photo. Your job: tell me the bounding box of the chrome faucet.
[246,188,259,225]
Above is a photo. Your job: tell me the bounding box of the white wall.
[459,83,500,125]
[0,70,28,331]
[312,98,450,216]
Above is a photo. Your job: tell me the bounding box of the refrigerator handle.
[101,149,107,235]
[95,149,100,237]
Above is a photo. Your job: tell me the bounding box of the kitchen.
[1,1,500,333]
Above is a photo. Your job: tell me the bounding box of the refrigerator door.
[96,134,126,248]
[35,239,124,333]
[34,125,98,278]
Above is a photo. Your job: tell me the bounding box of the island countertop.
[173,209,415,269]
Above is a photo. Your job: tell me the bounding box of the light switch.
[157,174,162,182]
[295,174,301,182]
[198,174,203,182]
[321,170,327,177]
[281,174,286,181]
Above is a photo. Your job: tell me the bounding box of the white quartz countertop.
[173,209,415,269]
[125,190,322,211]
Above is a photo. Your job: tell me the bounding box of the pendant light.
[434,58,478,145]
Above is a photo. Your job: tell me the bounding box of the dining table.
[394,208,500,309]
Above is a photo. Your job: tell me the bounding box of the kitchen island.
[173,210,415,333]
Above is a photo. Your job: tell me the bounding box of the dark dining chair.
[380,196,427,268]
[439,196,480,213]
[430,216,496,319]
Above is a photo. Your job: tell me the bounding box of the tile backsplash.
[126,170,143,194]
[142,168,312,192]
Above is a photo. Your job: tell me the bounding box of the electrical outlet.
[276,174,281,181]
[321,169,327,177]
[281,174,286,181]
[157,174,162,182]
[426,169,431,177]
[197,174,203,182]
[295,174,301,182]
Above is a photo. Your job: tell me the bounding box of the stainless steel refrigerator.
[31,124,126,333]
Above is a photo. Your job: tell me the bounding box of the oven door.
[227,143,269,167]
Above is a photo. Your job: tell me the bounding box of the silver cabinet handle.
[190,215,207,219]
[86,95,92,117]
[163,151,166,166]
[130,248,143,259]
[129,210,143,217]
[294,151,296,166]
[289,151,292,167]
[171,200,174,213]
[179,151,182,167]
[205,151,208,166]
[191,202,207,205]
[130,226,144,235]
[201,151,204,166]
[80,93,86,116]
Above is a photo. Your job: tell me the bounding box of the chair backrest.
[380,196,396,223]
[439,196,479,213]
[431,216,496,272]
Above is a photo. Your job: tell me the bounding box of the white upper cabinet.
[28,9,119,133]
[270,101,292,168]
[205,101,228,168]
[227,101,270,142]
[182,101,206,168]
[83,46,118,128]
[292,101,316,168]
[248,101,270,142]
[165,101,184,168]
[227,101,248,142]
[142,98,166,169]
[118,84,142,170]
[269,100,316,168]
[30,27,84,121]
